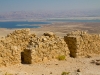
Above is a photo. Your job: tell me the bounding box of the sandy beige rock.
[0,29,69,66]
[64,30,100,58]
[24,33,69,63]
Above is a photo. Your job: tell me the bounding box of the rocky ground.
[1,56,100,75]
[0,22,100,75]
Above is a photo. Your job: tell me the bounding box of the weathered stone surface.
[96,61,100,65]
[0,29,36,66]
[24,33,69,63]
[1,29,100,67]
[44,32,55,37]
[0,29,69,66]
[64,30,100,58]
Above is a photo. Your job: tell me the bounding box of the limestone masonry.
[24,32,69,64]
[0,29,100,67]
[0,29,36,66]
[0,29,69,66]
[64,30,100,58]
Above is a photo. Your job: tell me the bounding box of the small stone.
[76,72,82,75]
[77,69,81,72]
[96,59,100,61]
[50,72,52,74]
[43,57,48,62]
[86,55,92,58]
[55,64,58,65]
[42,38,47,41]
[91,60,95,64]
[96,61,100,65]
[44,32,55,37]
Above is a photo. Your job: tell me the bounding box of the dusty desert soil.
[0,22,100,75]
[1,57,100,75]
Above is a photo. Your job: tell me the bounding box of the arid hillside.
[0,23,100,75]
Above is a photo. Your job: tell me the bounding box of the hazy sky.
[0,0,100,12]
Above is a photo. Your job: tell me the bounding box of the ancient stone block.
[64,30,100,58]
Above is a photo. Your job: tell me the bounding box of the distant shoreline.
[0,21,50,29]
[0,22,100,38]
[1,17,100,22]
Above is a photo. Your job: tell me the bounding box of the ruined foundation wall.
[0,30,69,66]
[24,32,69,64]
[0,29,35,66]
[64,30,100,58]
[1,29,100,67]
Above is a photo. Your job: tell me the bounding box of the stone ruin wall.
[0,29,100,67]
[0,29,36,66]
[24,32,69,64]
[64,30,100,58]
[0,29,69,66]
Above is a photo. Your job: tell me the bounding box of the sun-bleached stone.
[0,29,69,66]
[64,30,100,58]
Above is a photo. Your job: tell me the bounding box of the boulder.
[44,32,55,37]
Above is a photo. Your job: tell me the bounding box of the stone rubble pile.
[23,32,69,64]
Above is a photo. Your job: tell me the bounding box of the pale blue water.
[0,21,49,28]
